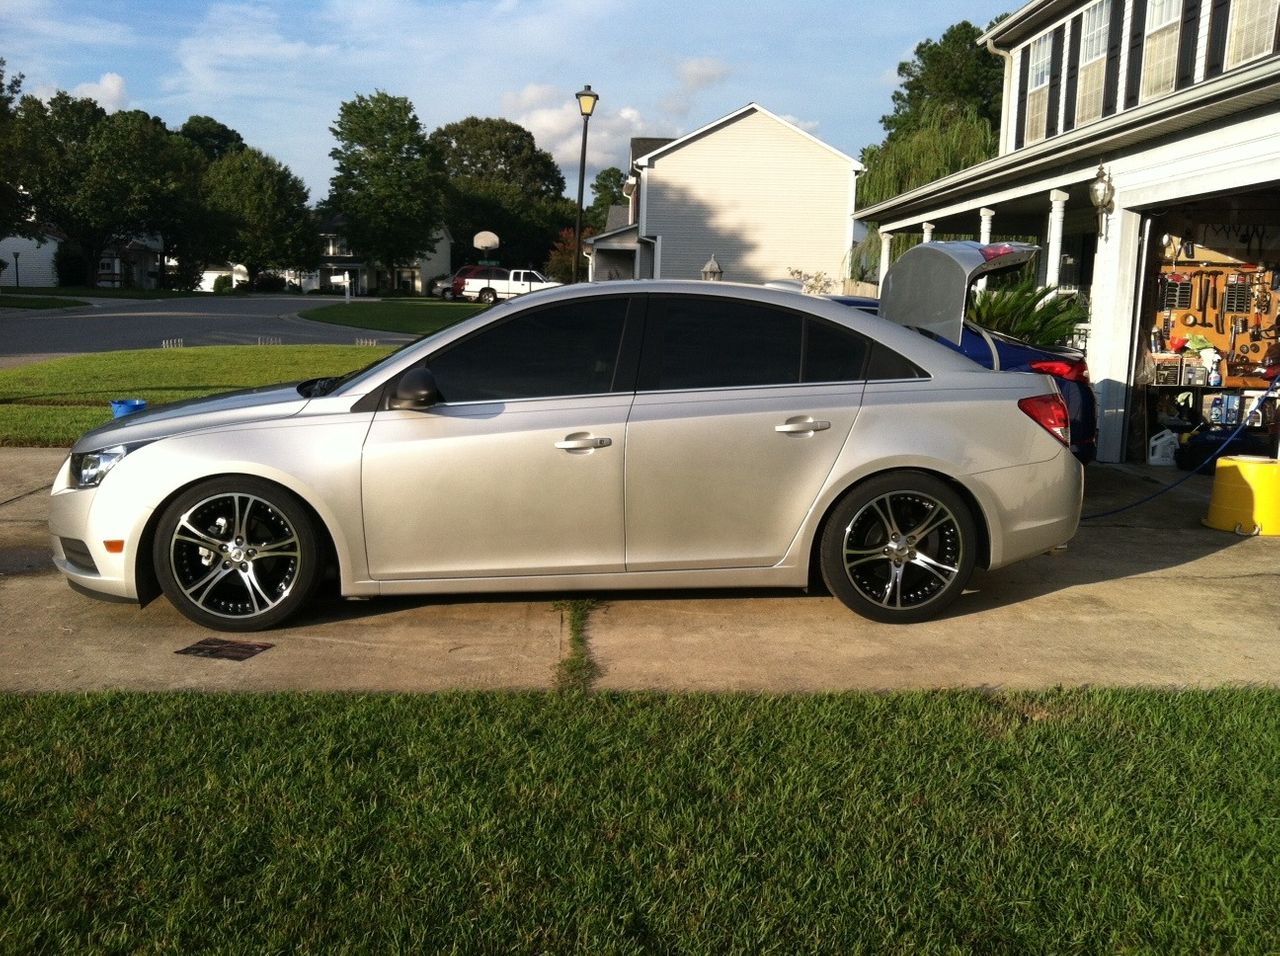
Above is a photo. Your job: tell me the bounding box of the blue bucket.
[110,399,147,418]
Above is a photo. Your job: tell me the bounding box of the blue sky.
[1,0,1016,200]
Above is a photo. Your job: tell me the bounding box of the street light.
[572,84,599,284]
[11,251,19,290]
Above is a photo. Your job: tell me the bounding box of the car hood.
[71,383,309,453]
[879,241,1039,345]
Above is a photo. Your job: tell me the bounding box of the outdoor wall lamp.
[1089,164,1115,240]
[701,254,723,281]
[572,85,599,284]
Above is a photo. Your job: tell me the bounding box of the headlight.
[69,443,146,488]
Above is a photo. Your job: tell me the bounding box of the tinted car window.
[803,319,870,383]
[645,297,869,390]
[430,298,629,402]
[865,342,926,380]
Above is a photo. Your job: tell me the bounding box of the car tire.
[152,477,321,632]
[478,288,497,304]
[819,471,976,624]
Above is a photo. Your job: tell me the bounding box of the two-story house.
[857,0,1280,463]
[586,104,863,285]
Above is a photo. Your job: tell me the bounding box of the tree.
[327,91,444,285]
[585,166,626,232]
[11,96,183,285]
[0,58,34,241]
[429,116,573,269]
[880,20,1005,137]
[429,117,565,199]
[177,114,245,162]
[204,147,318,284]
[544,225,594,282]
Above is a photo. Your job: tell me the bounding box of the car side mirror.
[388,366,440,410]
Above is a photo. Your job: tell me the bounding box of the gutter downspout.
[985,37,1015,156]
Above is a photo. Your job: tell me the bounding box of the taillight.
[979,242,1020,261]
[1019,394,1071,445]
[1029,358,1090,383]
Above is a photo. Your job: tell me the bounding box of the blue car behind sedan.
[831,294,1097,464]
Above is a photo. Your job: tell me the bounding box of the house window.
[1226,0,1280,69]
[1024,34,1054,144]
[1141,0,1182,101]
[1076,0,1111,125]
[324,236,350,257]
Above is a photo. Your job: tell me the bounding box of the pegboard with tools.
[1150,237,1280,389]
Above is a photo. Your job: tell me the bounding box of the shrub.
[54,243,91,287]
[251,273,286,292]
[211,274,233,295]
[967,278,1087,346]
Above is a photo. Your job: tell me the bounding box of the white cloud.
[504,83,649,188]
[70,72,129,112]
[661,56,731,116]
[779,113,820,134]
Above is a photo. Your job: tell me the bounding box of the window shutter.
[1125,0,1149,108]
[1102,0,1127,114]
[1016,47,1030,149]
[1206,0,1231,76]
[1064,15,1082,131]
[1047,26,1066,136]
[1176,0,1203,88]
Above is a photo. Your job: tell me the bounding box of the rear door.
[623,295,867,570]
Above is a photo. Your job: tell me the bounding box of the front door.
[361,295,637,579]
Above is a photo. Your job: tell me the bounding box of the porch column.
[878,232,894,287]
[977,208,996,291]
[921,222,935,243]
[1045,189,1069,287]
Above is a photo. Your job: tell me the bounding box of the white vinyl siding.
[1076,0,1111,125]
[1226,0,1280,69]
[1142,0,1182,101]
[0,235,59,287]
[1025,34,1054,144]
[642,110,852,283]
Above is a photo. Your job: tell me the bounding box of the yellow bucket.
[1202,455,1280,536]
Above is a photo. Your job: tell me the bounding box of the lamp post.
[572,84,599,284]
[10,251,19,290]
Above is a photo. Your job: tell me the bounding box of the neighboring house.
[197,221,452,294]
[304,218,452,294]
[97,236,162,289]
[586,104,863,284]
[0,231,61,288]
[856,0,1280,463]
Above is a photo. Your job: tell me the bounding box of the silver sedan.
[49,252,1081,631]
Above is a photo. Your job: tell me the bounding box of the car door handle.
[775,418,831,434]
[555,435,612,450]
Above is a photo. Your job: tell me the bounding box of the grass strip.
[0,295,89,309]
[553,599,601,690]
[300,300,485,335]
[0,345,392,446]
[1,688,1278,951]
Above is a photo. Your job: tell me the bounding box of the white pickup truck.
[462,268,561,303]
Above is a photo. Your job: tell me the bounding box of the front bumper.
[48,455,141,601]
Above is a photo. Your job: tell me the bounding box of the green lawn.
[0,294,89,309]
[300,298,485,334]
[0,345,391,446]
[1,689,1277,951]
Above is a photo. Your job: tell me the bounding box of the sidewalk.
[2,447,1277,693]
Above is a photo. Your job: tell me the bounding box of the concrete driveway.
[3,447,1278,692]
[0,294,412,368]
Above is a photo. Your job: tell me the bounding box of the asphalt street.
[0,294,413,368]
